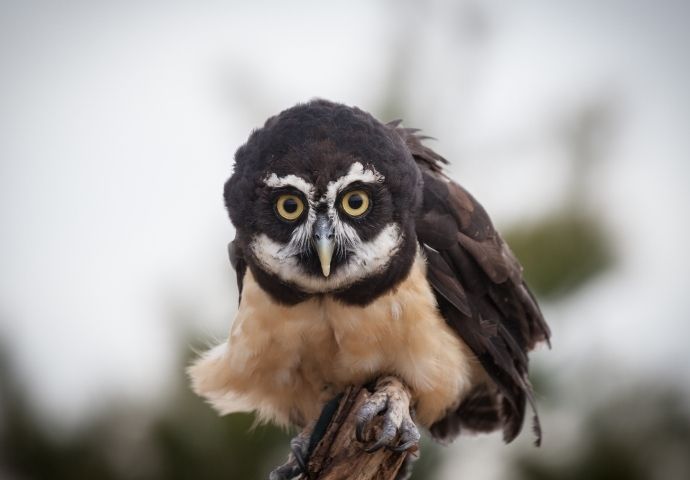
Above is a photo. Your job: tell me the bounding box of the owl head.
[224,100,423,305]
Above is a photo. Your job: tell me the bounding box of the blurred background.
[1,0,689,478]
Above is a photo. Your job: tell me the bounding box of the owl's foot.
[268,393,343,480]
[355,376,421,453]
[268,431,311,480]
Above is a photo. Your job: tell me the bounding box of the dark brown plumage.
[392,122,551,444]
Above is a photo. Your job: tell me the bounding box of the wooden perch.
[298,385,412,480]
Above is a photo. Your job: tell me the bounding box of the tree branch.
[298,385,412,480]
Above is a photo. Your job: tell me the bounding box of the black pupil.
[348,193,363,210]
[283,198,298,214]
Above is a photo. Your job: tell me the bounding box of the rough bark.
[298,386,412,480]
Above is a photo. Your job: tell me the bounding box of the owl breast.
[189,250,477,429]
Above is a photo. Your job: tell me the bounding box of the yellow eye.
[275,194,305,221]
[341,190,370,217]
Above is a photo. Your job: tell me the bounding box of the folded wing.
[391,121,551,444]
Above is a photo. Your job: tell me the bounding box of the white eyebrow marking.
[263,173,315,198]
[325,162,384,205]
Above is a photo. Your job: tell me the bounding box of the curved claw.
[269,462,302,480]
[269,425,312,480]
[389,419,421,453]
[391,441,417,453]
[391,418,421,452]
[356,394,388,443]
[355,376,420,453]
[363,411,399,452]
[290,437,308,473]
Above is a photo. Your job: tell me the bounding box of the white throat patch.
[250,223,402,292]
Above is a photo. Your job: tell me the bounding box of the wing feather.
[391,122,551,445]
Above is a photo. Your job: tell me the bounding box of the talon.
[392,418,421,452]
[270,434,310,480]
[355,376,420,453]
[269,463,302,480]
[290,436,308,473]
[270,394,342,480]
[269,422,312,480]
[355,394,388,442]
[364,412,398,452]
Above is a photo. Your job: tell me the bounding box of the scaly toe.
[269,434,310,480]
[355,389,390,443]
[391,417,421,452]
[269,437,308,480]
[355,376,420,453]
[269,461,302,480]
[269,393,343,480]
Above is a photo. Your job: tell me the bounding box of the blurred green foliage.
[0,344,442,480]
[505,97,618,301]
[515,386,690,480]
[0,346,291,480]
[505,209,614,299]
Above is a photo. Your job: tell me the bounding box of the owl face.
[251,160,401,293]
[224,100,422,305]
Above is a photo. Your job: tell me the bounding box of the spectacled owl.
[189,99,550,478]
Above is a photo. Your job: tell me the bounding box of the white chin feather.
[250,223,402,293]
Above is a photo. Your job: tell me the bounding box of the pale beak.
[313,214,335,277]
[315,237,335,277]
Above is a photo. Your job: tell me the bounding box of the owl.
[189,100,550,479]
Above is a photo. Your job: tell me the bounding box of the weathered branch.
[298,385,411,480]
